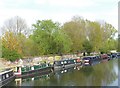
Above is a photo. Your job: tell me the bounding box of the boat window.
[61,62,63,64]
[46,64,48,67]
[74,60,76,62]
[2,75,5,80]
[6,74,9,78]
[64,61,67,64]
[31,67,34,70]
[55,62,57,64]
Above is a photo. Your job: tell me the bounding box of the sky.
[0,0,119,36]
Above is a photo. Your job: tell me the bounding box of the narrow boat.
[14,63,53,78]
[53,57,82,71]
[0,68,15,87]
[82,56,100,66]
[111,53,118,59]
[117,52,120,58]
[100,54,109,62]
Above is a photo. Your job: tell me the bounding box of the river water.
[6,58,119,86]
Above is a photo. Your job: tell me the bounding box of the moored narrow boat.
[82,56,101,66]
[14,63,53,78]
[100,54,109,62]
[117,52,120,58]
[0,68,15,87]
[53,57,82,71]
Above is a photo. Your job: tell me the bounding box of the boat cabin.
[0,68,15,87]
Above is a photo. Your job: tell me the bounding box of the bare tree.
[1,16,30,36]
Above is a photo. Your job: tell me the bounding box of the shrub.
[2,46,22,61]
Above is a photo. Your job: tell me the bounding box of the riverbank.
[0,58,17,70]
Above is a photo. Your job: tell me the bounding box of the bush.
[2,46,22,61]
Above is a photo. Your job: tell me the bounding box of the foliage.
[2,46,22,61]
[32,20,72,55]
[63,17,86,52]
[2,31,23,54]
[1,16,118,61]
[83,39,93,55]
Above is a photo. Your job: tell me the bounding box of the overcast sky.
[0,0,118,36]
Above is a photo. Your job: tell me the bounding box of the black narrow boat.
[0,68,15,87]
[53,57,82,71]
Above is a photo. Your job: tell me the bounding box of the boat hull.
[0,74,15,87]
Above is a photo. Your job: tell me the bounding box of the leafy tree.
[2,31,22,54]
[83,39,93,55]
[53,29,72,54]
[2,46,22,61]
[63,17,86,52]
[32,20,72,55]
[88,22,102,52]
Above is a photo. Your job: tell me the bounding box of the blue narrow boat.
[0,68,15,87]
[82,56,100,66]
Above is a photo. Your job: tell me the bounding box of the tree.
[1,16,33,60]
[2,45,22,61]
[85,21,117,53]
[63,16,86,52]
[2,16,30,36]
[83,39,93,55]
[32,20,72,55]
[88,22,103,52]
[32,20,58,54]
[2,31,22,53]
[53,29,72,54]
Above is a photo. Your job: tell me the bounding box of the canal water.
[6,59,118,86]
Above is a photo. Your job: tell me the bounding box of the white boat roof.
[0,69,13,75]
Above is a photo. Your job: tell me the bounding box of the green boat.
[14,63,53,78]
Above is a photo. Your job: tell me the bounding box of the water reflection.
[15,74,50,86]
[5,59,118,86]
